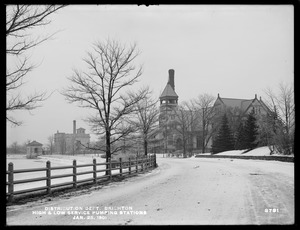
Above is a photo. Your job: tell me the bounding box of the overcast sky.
[6,4,294,147]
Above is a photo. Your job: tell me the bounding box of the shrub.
[26,153,38,159]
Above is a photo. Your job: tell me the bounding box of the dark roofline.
[160,83,178,99]
[219,97,253,101]
[243,97,259,114]
[215,95,272,116]
[27,141,43,146]
[258,99,273,114]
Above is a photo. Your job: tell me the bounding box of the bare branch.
[6,5,66,125]
[62,38,144,163]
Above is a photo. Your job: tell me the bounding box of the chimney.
[168,69,175,90]
[73,120,76,134]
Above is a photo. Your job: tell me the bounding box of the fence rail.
[6,154,156,203]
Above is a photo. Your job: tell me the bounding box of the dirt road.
[6,156,294,225]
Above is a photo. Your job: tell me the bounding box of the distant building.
[54,120,90,154]
[148,69,272,154]
[211,94,273,150]
[26,141,43,157]
[149,69,202,154]
[213,93,272,117]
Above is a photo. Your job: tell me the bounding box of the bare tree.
[172,101,199,158]
[263,82,294,154]
[10,141,20,154]
[132,87,159,156]
[192,93,215,153]
[62,39,146,174]
[47,135,54,155]
[6,5,65,125]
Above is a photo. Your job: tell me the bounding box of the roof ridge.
[221,97,252,101]
[27,141,43,146]
[160,83,178,98]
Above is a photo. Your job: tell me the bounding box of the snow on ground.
[215,150,245,155]
[6,155,294,225]
[6,147,293,199]
[6,154,107,194]
[209,146,293,157]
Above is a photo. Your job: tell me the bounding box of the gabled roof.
[215,95,272,115]
[259,99,273,114]
[219,98,252,111]
[160,83,178,99]
[27,141,43,146]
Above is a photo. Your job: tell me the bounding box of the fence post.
[151,155,153,168]
[129,158,131,175]
[119,158,122,176]
[73,160,77,188]
[146,156,148,170]
[145,156,148,171]
[93,158,97,184]
[152,155,154,168]
[109,158,112,181]
[154,154,156,167]
[46,161,51,194]
[136,157,138,173]
[8,162,14,203]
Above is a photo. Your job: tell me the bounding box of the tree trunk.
[183,140,187,158]
[202,136,205,154]
[144,139,148,156]
[105,131,111,175]
[202,109,205,153]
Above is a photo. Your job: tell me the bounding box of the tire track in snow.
[6,157,294,225]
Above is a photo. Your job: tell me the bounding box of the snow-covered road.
[6,156,294,225]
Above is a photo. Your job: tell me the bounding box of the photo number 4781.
[265,208,279,213]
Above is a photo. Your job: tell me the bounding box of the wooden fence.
[6,154,156,203]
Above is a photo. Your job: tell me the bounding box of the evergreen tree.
[212,113,235,154]
[243,109,259,150]
[235,122,247,150]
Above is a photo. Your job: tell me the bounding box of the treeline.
[211,109,260,154]
[211,86,294,155]
[7,142,28,154]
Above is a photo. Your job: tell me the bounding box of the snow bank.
[198,146,294,157]
[215,150,245,156]
[242,146,271,156]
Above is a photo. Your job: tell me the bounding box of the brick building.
[54,120,90,154]
[149,69,272,154]
[149,69,203,154]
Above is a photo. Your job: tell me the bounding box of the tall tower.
[159,69,178,112]
[159,69,179,153]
